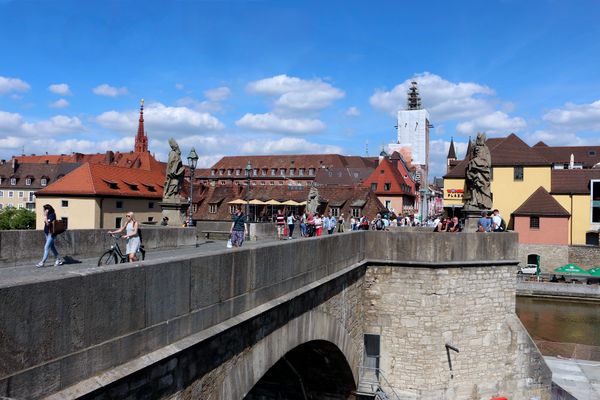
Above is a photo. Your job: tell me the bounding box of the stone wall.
[195,221,277,240]
[0,226,197,267]
[568,245,600,267]
[362,264,551,400]
[518,243,569,273]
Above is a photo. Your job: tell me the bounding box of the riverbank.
[517,280,600,301]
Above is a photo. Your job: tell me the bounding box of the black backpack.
[500,218,507,231]
[375,219,384,230]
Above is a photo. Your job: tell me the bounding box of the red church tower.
[134,99,149,153]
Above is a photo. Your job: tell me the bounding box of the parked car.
[518,264,538,274]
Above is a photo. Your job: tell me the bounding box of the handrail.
[357,366,403,400]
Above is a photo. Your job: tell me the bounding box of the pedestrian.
[306,212,315,237]
[160,216,169,226]
[327,212,336,234]
[350,216,356,231]
[373,213,385,231]
[491,209,505,232]
[276,209,285,240]
[229,207,247,247]
[36,204,65,267]
[477,211,492,232]
[287,212,295,239]
[338,213,345,232]
[300,213,307,237]
[108,211,141,262]
[314,213,323,236]
[447,216,461,232]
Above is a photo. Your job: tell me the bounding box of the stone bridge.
[0,232,552,399]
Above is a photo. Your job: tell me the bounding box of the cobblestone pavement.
[0,238,280,287]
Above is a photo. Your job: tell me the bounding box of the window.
[253,168,258,176]
[261,168,267,176]
[148,216,154,222]
[330,207,340,217]
[589,150,597,156]
[219,169,225,175]
[227,169,232,176]
[271,168,277,176]
[351,207,361,218]
[385,200,392,210]
[384,183,391,191]
[10,178,16,185]
[363,334,381,370]
[270,181,274,185]
[211,169,216,176]
[592,180,600,223]
[18,191,24,198]
[41,178,48,186]
[115,217,122,228]
[28,192,34,202]
[380,169,384,174]
[280,168,285,176]
[289,168,295,176]
[116,201,123,209]
[0,191,3,197]
[308,168,315,176]
[61,217,68,229]
[209,204,217,213]
[18,204,24,209]
[514,166,524,181]
[229,205,237,214]
[260,181,265,185]
[235,169,241,176]
[25,178,32,185]
[527,254,539,265]
[299,168,305,176]
[8,191,13,198]
[61,200,69,208]
[529,216,540,229]
[148,202,155,209]
[193,204,197,212]
[370,183,377,191]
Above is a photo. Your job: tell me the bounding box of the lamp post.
[187,148,198,227]
[245,160,252,221]
[419,187,428,226]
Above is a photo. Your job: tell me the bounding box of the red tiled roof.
[551,169,600,194]
[513,186,570,216]
[533,146,600,168]
[35,163,164,198]
[210,154,378,171]
[14,151,165,172]
[363,158,415,196]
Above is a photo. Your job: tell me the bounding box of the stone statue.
[463,132,493,210]
[306,184,320,214]
[163,138,185,200]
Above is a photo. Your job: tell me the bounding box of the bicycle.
[98,234,145,266]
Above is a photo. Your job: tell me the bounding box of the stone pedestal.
[463,208,490,233]
[160,200,189,227]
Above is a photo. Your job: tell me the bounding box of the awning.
[264,199,282,205]
[350,199,366,207]
[249,199,266,205]
[228,199,246,204]
[281,200,301,206]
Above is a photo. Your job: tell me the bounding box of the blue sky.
[1,0,599,178]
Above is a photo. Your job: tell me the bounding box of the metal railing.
[356,366,403,400]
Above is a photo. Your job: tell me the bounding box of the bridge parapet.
[0,231,550,400]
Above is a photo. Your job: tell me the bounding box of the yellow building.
[444,134,600,245]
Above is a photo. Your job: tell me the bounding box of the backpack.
[137,226,143,243]
[500,218,507,232]
[375,219,384,230]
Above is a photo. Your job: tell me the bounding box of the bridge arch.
[219,309,361,399]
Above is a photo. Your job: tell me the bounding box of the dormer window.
[227,169,233,176]
[271,168,277,176]
[253,168,258,176]
[219,169,225,175]
[211,169,216,176]
[299,168,305,176]
[25,178,32,185]
[279,168,285,176]
[261,168,267,176]
[235,169,241,176]
[308,168,315,176]
[10,178,16,185]
[41,178,48,186]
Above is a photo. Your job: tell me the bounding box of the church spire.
[447,136,457,160]
[407,81,422,110]
[135,99,148,153]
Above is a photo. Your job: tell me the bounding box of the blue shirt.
[478,217,492,232]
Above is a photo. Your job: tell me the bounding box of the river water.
[516,296,600,347]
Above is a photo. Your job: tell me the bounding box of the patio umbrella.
[281,200,301,206]
[264,199,282,205]
[248,199,266,205]
[228,199,246,204]
[554,264,590,275]
[587,267,600,276]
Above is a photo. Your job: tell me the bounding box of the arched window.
[527,254,539,266]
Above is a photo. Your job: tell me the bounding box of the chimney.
[105,150,114,164]
[12,158,17,172]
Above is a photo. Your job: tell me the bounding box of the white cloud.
[92,84,128,97]
[96,102,224,136]
[48,83,72,96]
[0,76,30,94]
[524,130,591,146]
[370,72,495,121]
[428,138,469,178]
[49,98,69,108]
[542,99,600,132]
[456,111,526,135]
[0,111,84,137]
[175,83,185,90]
[236,113,325,135]
[176,96,223,113]
[204,86,231,102]
[345,106,360,117]
[240,137,342,154]
[247,74,344,113]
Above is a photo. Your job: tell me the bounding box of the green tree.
[0,207,36,230]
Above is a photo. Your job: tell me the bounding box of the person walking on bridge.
[108,212,141,262]
[229,207,247,247]
[36,204,65,268]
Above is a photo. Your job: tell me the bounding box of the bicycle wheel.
[98,250,118,266]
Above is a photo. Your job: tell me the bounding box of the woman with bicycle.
[108,212,141,262]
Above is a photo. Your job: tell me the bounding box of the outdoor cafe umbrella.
[587,267,600,277]
[228,199,246,204]
[264,199,282,219]
[554,263,590,275]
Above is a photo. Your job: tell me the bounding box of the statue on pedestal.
[163,138,185,201]
[463,132,493,210]
[307,184,320,215]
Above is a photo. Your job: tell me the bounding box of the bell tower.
[134,99,149,153]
